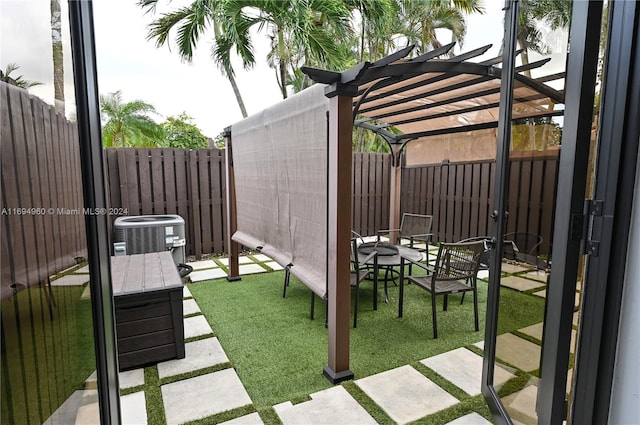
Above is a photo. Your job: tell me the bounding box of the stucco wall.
[608,139,640,423]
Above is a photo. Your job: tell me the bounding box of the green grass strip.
[144,366,167,425]
[341,381,395,425]
[256,407,284,425]
[411,362,470,402]
[182,404,256,425]
[158,363,233,386]
[410,395,493,425]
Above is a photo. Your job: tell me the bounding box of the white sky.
[1,0,567,138]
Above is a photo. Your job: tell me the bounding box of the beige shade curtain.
[231,84,329,297]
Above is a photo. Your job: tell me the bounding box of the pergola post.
[224,127,240,281]
[323,82,357,384]
[388,145,404,245]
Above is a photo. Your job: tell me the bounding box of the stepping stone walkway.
[421,347,514,396]
[51,256,550,425]
[162,369,253,425]
[274,386,377,425]
[356,365,459,424]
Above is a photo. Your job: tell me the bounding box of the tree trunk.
[226,71,248,118]
[51,0,64,115]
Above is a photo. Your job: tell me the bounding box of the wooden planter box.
[112,252,185,370]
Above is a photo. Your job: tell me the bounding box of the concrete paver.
[500,276,544,292]
[421,347,514,396]
[189,268,228,282]
[183,315,213,339]
[50,274,90,286]
[274,386,377,425]
[183,298,201,316]
[183,285,192,298]
[356,365,458,424]
[494,334,541,372]
[501,384,539,425]
[219,412,264,425]
[239,263,269,275]
[162,369,252,425]
[186,260,218,270]
[446,412,493,425]
[121,391,147,425]
[158,337,229,379]
[265,261,284,271]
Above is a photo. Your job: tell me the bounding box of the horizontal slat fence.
[104,148,227,257]
[1,82,86,297]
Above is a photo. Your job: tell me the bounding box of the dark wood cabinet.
[112,252,185,370]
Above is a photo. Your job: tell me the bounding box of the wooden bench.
[111,252,185,370]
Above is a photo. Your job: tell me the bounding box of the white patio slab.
[162,369,252,425]
[119,368,145,389]
[251,254,271,262]
[421,348,514,396]
[239,263,268,275]
[81,285,91,300]
[218,256,254,266]
[157,337,229,379]
[43,390,85,425]
[183,298,201,316]
[524,269,548,282]
[75,265,90,273]
[520,323,576,350]
[219,412,264,425]
[183,315,213,339]
[501,384,539,425]
[477,270,490,280]
[500,276,544,292]
[186,260,218,270]
[121,391,147,425]
[519,323,544,341]
[274,385,377,425]
[446,412,493,425]
[183,285,192,299]
[501,263,534,274]
[50,274,90,286]
[73,390,100,425]
[265,261,284,271]
[356,365,458,424]
[533,290,581,308]
[493,334,541,372]
[189,268,228,282]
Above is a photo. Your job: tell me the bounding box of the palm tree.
[394,0,484,56]
[0,63,42,89]
[516,0,572,76]
[99,91,165,148]
[51,0,65,114]
[138,0,249,117]
[214,0,351,99]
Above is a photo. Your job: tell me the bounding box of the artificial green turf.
[189,270,544,409]
[1,285,96,425]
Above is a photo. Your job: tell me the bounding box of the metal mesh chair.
[400,240,484,339]
[350,235,378,328]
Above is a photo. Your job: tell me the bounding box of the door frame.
[481,1,605,424]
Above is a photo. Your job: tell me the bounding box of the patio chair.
[503,232,547,270]
[400,240,484,339]
[350,235,378,328]
[377,213,433,272]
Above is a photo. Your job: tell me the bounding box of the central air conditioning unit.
[113,215,186,265]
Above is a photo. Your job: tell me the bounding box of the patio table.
[111,252,185,370]
[358,242,422,304]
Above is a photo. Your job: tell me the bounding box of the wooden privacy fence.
[104,148,227,257]
[352,152,391,238]
[402,152,560,255]
[0,82,86,296]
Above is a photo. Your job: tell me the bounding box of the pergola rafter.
[298,44,566,383]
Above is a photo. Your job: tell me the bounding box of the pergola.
[225,43,565,383]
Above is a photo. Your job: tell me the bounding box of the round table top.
[358,243,422,267]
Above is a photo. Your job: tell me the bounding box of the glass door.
[482,1,605,424]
